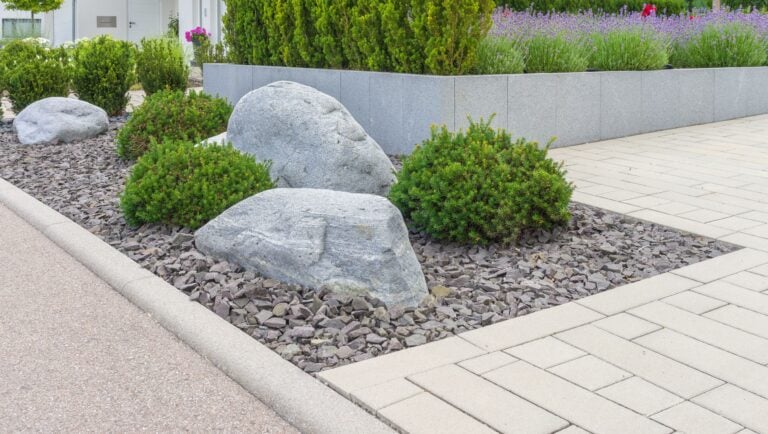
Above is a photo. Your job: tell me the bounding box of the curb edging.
[0,178,393,434]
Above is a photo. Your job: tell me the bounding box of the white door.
[128,0,163,43]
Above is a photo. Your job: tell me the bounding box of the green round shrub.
[121,140,275,229]
[389,119,573,245]
[136,37,189,96]
[116,90,232,160]
[0,39,71,112]
[72,35,136,116]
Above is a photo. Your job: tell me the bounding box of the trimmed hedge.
[72,35,136,116]
[136,37,189,96]
[222,0,495,75]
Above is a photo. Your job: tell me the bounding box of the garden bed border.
[0,177,393,434]
[204,64,768,154]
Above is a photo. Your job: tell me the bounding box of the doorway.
[127,0,163,43]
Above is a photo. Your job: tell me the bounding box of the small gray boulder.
[227,81,396,196]
[195,188,427,308]
[13,97,108,145]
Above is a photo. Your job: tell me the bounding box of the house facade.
[0,0,225,47]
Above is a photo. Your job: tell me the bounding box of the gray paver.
[661,291,727,314]
[484,361,672,434]
[576,272,700,315]
[723,271,768,292]
[704,305,768,340]
[693,384,768,433]
[630,302,768,364]
[593,313,661,339]
[505,337,585,368]
[651,401,742,434]
[597,377,683,416]
[548,355,631,391]
[557,325,722,398]
[351,378,423,411]
[409,364,567,434]
[636,329,768,399]
[458,351,518,375]
[694,281,768,316]
[672,249,768,283]
[379,393,496,434]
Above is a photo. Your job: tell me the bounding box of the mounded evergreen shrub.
[0,39,71,112]
[121,140,275,229]
[72,35,136,116]
[116,90,232,160]
[389,118,573,245]
[136,37,189,96]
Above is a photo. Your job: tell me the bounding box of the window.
[2,18,42,39]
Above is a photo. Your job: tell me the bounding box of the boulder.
[227,81,396,196]
[13,97,108,145]
[199,132,228,146]
[195,188,427,308]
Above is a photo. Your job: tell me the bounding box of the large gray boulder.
[13,97,108,145]
[227,81,396,196]
[195,188,427,308]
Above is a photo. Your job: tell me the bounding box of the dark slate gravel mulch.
[0,120,738,373]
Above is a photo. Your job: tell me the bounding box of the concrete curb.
[0,177,393,434]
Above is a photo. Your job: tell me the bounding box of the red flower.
[641,3,657,17]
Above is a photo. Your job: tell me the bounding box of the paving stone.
[650,201,699,215]
[593,313,661,339]
[719,233,768,254]
[651,402,742,434]
[723,271,768,291]
[570,191,642,214]
[505,337,585,369]
[636,329,768,399]
[484,361,672,434]
[461,303,603,352]
[677,209,732,223]
[351,378,423,411]
[318,336,485,392]
[744,224,768,239]
[693,384,768,434]
[704,305,768,340]
[661,290,726,314]
[623,195,671,208]
[672,249,768,283]
[556,325,722,398]
[597,377,683,416]
[409,364,567,434]
[694,281,768,316]
[630,302,768,364]
[576,272,700,316]
[753,263,768,277]
[555,426,590,434]
[548,355,631,391]
[710,216,764,231]
[458,352,518,375]
[379,392,496,434]
[628,209,733,238]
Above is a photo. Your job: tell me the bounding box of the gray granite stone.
[455,75,507,131]
[600,71,643,140]
[556,72,601,146]
[508,73,557,146]
[642,70,681,133]
[402,75,454,152]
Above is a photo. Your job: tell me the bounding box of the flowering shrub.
[492,8,768,70]
[185,26,211,45]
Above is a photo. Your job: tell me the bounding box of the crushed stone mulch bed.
[0,120,738,373]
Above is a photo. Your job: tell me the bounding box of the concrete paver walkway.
[320,115,768,434]
[0,204,296,432]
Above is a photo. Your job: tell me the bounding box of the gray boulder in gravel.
[227,81,396,196]
[13,97,108,145]
[195,188,428,308]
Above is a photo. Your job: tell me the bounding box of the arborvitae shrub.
[72,35,136,116]
[389,118,573,245]
[136,37,189,96]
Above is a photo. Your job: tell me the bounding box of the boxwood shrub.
[0,39,71,112]
[116,90,232,160]
[121,140,275,229]
[389,118,573,245]
[136,37,189,96]
[72,35,136,116]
